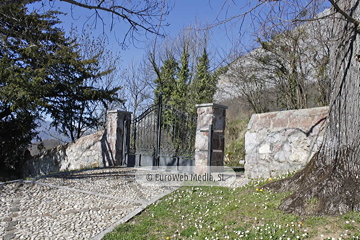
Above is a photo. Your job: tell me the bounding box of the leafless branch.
[1,0,170,47]
[292,12,336,22]
[59,0,162,35]
[206,1,266,30]
[328,0,360,28]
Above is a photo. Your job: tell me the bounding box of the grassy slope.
[104,177,360,240]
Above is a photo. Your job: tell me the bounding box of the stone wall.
[23,110,131,178]
[245,106,328,179]
[23,131,105,177]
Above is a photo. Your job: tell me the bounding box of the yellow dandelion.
[259,189,263,191]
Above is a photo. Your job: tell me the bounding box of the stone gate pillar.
[195,103,227,170]
[106,110,132,166]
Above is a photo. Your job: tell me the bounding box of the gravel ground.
[0,167,250,240]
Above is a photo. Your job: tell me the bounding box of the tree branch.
[292,12,336,23]
[328,0,360,28]
[205,1,265,30]
[0,0,167,39]
[59,0,163,35]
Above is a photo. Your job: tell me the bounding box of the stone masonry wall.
[23,110,131,178]
[245,106,328,179]
[23,131,107,177]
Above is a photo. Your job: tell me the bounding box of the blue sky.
[29,0,329,69]
[29,0,256,68]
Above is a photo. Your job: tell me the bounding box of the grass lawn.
[103,177,360,240]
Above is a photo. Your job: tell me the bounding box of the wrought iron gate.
[124,95,197,168]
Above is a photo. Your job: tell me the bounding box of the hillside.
[214,9,332,112]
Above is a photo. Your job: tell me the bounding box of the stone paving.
[0,167,177,240]
[0,167,250,240]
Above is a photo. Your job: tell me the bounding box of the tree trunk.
[264,2,360,215]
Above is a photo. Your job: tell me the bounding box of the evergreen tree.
[151,47,221,113]
[191,48,214,108]
[153,56,179,105]
[0,1,120,174]
[173,45,190,112]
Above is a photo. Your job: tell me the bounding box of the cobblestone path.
[0,167,177,240]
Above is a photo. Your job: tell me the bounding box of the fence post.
[106,110,132,166]
[194,103,227,173]
[195,103,227,172]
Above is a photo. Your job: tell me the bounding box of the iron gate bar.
[155,94,163,167]
[130,104,158,154]
[123,119,128,166]
[126,93,197,168]
[208,124,213,168]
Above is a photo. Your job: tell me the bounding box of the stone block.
[259,144,271,154]
[275,150,291,163]
[194,131,209,150]
[245,132,257,152]
[289,151,309,163]
[271,116,289,129]
[256,115,271,129]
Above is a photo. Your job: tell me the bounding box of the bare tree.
[257,28,310,109]
[213,0,360,215]
[224,53,269,113]
[73,29,124,133]
[1,0,170,47]
[223,16,332,113]
[306,9,332,106]
[264,0,360,216]
[121,59,153,117]
[147,22,215,82]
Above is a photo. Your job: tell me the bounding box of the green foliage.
[191,48,213,105]
[173,45,190,111]
[154,56,179,105]
[152,46,222,113]
[0,110,37,175]
[153,46,191,113]
[225,118,249,167]
[151,45,225,156]
[0,1,120,173]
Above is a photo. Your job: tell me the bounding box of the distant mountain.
[29,120,71,156]
[34,120,70,142]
